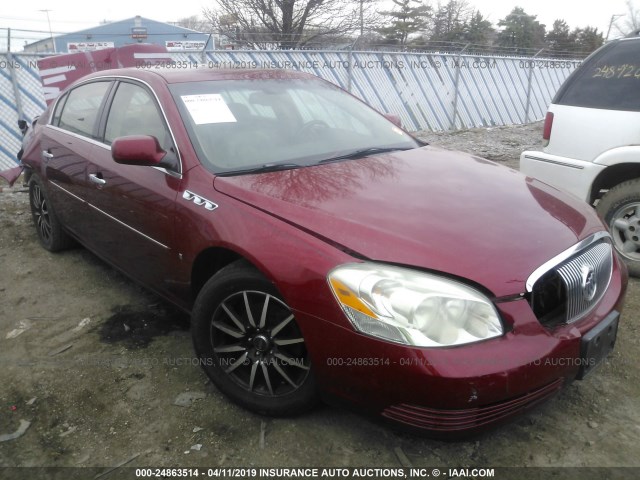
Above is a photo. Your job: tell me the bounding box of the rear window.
[554,39,640,111]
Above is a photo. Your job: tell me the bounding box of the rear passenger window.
[51,93,68,127]
[58,82,111,137]
[555,40,640,111]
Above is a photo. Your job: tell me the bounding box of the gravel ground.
[415,122,544,169]
[1,122,639,479]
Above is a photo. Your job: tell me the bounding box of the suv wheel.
[596,178,640,277]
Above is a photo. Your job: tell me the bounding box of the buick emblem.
[581,265,597,301]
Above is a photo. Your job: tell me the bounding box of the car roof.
[79,67,316,85]
[617,35,640,43]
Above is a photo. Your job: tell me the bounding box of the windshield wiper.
[217,163,301,177]
[318,146,414,164]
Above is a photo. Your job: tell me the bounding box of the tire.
[596,178,640,277]
[191,261,319,416]
[29,176,74,252]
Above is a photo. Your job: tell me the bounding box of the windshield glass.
[169,77,419,175]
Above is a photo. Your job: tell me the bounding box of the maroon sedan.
[20,67,626,437]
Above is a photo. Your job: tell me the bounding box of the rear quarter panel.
[545,104,640,162]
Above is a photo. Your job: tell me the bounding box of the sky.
[0,0,635,49]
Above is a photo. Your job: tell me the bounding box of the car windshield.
[169,77,420,175]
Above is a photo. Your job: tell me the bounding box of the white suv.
[521,36,640,276]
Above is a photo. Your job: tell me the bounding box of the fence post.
[201,36,208,63]
[6,52,25,122]
[347,47,353,93]
[347,38,360,93]
[525,48,545,124]
[450,43,470,130]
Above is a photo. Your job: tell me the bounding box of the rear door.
[41,80,113,237]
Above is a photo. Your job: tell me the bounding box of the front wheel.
[191,261,319,416]
[596,178,640,277]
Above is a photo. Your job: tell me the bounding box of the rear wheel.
[191,261,319,416]
[596,178,640,277]
[29,176,74,252]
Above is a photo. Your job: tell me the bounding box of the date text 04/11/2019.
[134,467,497,478]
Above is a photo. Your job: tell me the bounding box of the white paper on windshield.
[181,94,237,125]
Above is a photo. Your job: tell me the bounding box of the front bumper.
[297,256,627,438]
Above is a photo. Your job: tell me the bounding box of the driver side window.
[104,82,172,151]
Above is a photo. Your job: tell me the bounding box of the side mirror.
[111,135,166,167]
[383,113,402,128]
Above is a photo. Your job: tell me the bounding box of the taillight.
[542,111,554,147]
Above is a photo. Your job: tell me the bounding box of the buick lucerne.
[20,68,627,437]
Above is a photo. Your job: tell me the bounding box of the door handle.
[89,173,106,186]
[42,150,54,160]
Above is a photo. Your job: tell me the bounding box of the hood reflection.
[525,178,588,237]
[246,157,399,206]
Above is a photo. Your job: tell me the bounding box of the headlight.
[328,263,503,347]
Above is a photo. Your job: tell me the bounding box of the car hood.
[213,146,605,297]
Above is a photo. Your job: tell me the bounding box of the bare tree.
[431,0,473,42]
[614,0,640,37]
[202,0,378,49]
[174,15,210,32]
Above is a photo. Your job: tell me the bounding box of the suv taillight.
[542,112,554,147]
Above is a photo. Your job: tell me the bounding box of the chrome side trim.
[50,181,85,203]
[152,165,182,179]
[522,155,584,170]
[45,125,107,149]
[87,203,170,250]
[525,231,612,292]
[50,179,169,249]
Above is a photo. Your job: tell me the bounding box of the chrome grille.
[526,233,613,327]
[556,242,612,324]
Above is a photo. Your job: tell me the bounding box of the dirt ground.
[1,122,639,477]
